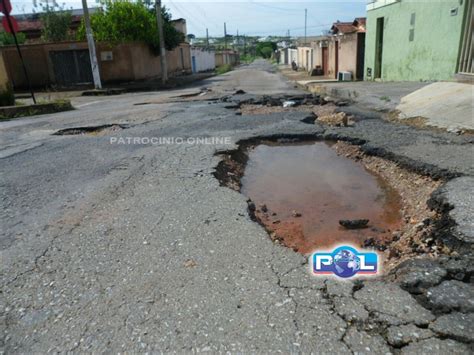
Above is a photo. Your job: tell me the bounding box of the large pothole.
[215,138,449,270]
[53,124,126,136]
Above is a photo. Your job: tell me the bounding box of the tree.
[256,41,277,58]
[259,47,273,59]
[0,32,26,46]
[76,1,184,53]
[38,3,73,42]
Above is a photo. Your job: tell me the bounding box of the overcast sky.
[11,0,367,37]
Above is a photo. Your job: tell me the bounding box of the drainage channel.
[216,138,443,266]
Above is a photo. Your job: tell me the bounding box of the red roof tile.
[331,22,356,34]
[353,17,366,31]
[1,15,82,36]
[331,17,366,34]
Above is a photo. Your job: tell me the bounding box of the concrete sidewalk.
[304,80,473,132]
[15,72,216,105]
[397,82,474,131]
[306,81,428,111]
[279,66,338,85]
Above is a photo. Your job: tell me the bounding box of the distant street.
[1,60,473,353]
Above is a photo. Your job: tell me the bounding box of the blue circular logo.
[333,247,361,278]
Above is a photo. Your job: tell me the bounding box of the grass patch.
[216,64,232,75]
[379,96,391,102]
[240,54,256,64]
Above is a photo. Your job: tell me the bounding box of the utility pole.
[236,29,239,52]
[304,8,307,45]
[156,0,167,83]
[224,22,227,50]
[81,0,101,89]
[206,28,209,49]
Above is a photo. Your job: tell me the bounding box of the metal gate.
[50,50,93,86]
[458,0,473,74]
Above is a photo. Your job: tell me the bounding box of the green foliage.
[240,54,256,64]
[76,1,184,52]
[256,41,277,58]
[0,32,26,46]
[0,84,15,107]
[216,64,232,75]
[260,47,273,59]
[39,3,73,42]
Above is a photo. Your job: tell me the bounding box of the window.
[409,12,416,42]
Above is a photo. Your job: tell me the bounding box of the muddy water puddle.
[241,142,402,253]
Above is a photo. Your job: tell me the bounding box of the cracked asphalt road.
[1,60,473,353]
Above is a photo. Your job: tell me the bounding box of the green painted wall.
[364,0,468,81]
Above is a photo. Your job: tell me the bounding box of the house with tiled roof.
[328,18,366,80]
[295,17,366,80]
[0,9,99,42]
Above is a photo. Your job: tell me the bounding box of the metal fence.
[458,0,473,74]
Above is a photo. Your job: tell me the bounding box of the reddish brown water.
[241,142,402,253]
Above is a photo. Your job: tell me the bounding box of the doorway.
[322,47,328,76]
[375,17,384,79]
[356,33,366,80]
[334,41,339,79]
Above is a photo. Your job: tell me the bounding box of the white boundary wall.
[190,48,216,73]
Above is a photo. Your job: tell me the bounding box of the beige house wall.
[327,40,338,78]
[310,42,322,68]
[297,46,314,71]
[337,33,358,76]
[215,51,239,67]
[1,41,192,89]
[321,33,359,79]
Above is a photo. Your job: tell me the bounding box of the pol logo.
[311,245,379,278]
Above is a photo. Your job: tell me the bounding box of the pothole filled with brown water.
[241,141,402,253]
[216,139,447,267]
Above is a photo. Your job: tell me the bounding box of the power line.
[248,1,306,13]
[166,0,220,35]
[242,23,333,36]
[166,0,203,31]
